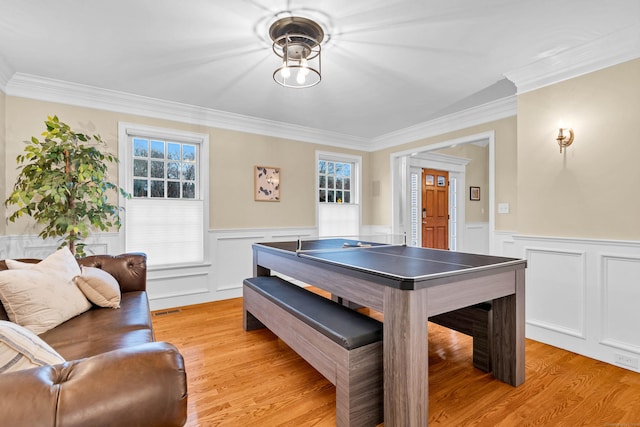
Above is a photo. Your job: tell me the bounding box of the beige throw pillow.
[0,248,92,334]
[5,259,36,269]
[74,266,121,309]
[0,320,65,373]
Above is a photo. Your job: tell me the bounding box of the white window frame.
[118,122,209,267]
[316,151,362,238]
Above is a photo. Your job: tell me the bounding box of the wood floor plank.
[152,295,640,426]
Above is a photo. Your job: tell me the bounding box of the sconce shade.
[270,16,323,88]
[556,128,574,153]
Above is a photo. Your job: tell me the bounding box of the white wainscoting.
[463,222,489,254]
[0,233,123,259]
[3,229,639,373]
[0,228,316,311]
[150,227,318,310]
[360,225,393,241]
[494,232,640,373]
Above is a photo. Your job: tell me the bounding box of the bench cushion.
[243,276,382,350]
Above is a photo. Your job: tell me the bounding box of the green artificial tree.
[5,115,130,257]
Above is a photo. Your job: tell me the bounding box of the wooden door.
[421,168,449,249]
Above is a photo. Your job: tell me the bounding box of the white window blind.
[318,203,360,237]
[410,171,419,247]
[449,177,458,251]
[125,199,204,265]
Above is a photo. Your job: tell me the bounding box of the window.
[317,152,361,237]
[318,160,352,204]
[119,123,208,267]
[132,138,197,199]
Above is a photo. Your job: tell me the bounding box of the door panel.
[422,168,449,250]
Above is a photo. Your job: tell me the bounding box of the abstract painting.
[255,166,280,201]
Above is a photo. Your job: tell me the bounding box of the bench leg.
[243,285,267,331]
[243,309,266,331]
[472,313,493,372]
[430,306,493,373]
[335,342,383,427]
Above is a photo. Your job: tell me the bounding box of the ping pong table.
[252,238,527,426]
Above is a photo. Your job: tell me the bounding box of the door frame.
[410,154,469,250]
[390,131,495,253]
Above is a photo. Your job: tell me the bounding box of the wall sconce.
[556,127,574,153]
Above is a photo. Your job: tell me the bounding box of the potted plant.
[5,115,130,257]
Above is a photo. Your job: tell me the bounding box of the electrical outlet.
[614,353,639,369]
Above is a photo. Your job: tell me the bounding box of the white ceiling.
[1,0,639,148]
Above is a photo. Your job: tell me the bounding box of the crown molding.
[505,24,640,94]
[5,72,514,153]
[370,96,517,151]
[0,54,14,93]
[4,73,371,151]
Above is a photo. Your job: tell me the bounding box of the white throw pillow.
[6,247,81,279]
[0,248,91,334]
[0,320,65,373]
[74,266,121,309]
[5,259,35,269]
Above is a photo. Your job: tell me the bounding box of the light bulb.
[281,64,291,79]
[300,58,310,76]
[296,71,306,85]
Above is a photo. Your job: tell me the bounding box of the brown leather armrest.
[79,253,148,293]
[0,342,187,427]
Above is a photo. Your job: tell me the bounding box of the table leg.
[253,247,271,277]
[383,287,429,426]
[491,268,526,386]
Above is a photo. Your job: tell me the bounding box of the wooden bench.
[243,276,383,427]
[335,295,493,373]
[429,302,493,372]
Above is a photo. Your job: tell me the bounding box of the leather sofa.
[0,253,188,427]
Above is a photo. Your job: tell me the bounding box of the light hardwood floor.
[152,294,640,426]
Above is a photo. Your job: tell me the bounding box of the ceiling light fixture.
[269,16,323,88]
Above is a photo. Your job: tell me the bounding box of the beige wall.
[436,144,489,223]
[210,128,365,229]
[517,58,640,240]
[3,96,366,234]
[0,89,5,235]
[368,116,518,231]
[4,58,638,240]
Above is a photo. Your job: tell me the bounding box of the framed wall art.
[255,166,280,201]
[470,186,480,201]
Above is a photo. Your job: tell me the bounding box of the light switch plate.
[498,203,510,214]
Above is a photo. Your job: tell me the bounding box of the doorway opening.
[392,131,494,254]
